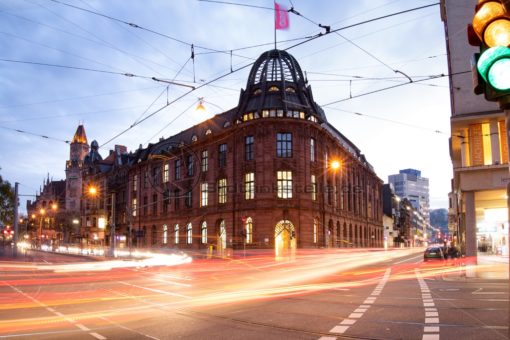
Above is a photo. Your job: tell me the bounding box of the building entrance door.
[217,220,227,257]
[275,220,296,260]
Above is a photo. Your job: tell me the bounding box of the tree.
[0,171,15,227]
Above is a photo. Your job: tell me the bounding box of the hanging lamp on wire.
[196,97,207,114]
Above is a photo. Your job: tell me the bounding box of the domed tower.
[65,124,89,212]
[236,49,327,123]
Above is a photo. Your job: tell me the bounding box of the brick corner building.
[83,49,384,255]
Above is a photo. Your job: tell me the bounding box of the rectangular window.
[482,122,492,165]
[185,190,192,208]
[174,225,179,244]
[245,136,254,161]
[277,133,292,158]
[152,167,159,185]
[201,150,208,172]
[175,159,181,180]
[163,163,169,183]
[219,144,227,167]
[143,196,148,216]
[201,183,208,207]
[187,154,194,177]
[245,172,255,200]
[132,198,137,216]
[218,178,227,204]
[311,174,317,201]
[152,194,158,215]
[310,138,316,162]
[133,175,138,191]
[174,190,180,210]
[277,171,292,199]
[163,190,170,213]
[144,171,149,188]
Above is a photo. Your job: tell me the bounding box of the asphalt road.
[0,247,507,340]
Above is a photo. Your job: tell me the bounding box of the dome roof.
[236,49,327,123]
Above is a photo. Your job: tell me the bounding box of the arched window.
[163,224,168,245]
[245,217,253,244]
[268,85,280,92]
[174,224,179,244]
[313,218,318,244]
[187,223,193,244]
[201,221,207,244]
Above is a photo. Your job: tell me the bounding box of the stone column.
[490,120,501,164]
[464,191,477,261]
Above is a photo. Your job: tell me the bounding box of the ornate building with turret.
[79,49,383,255]
[66,124,89,213]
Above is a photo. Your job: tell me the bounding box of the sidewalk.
[443,254,509,281]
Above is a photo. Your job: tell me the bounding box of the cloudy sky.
[0,0,451,213]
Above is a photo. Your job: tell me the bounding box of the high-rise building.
[441,0,508,257]
[388,169,430,225]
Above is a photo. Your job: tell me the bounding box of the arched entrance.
[275,220,296,259]
[216,220,227,257]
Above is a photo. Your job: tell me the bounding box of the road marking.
[416,269,440,340]
[326,268,391,338]
[76,324,90,331]
[3,280,107,339]
[118,281,191,299]
[394,254,423,264]
[90,332,107,340]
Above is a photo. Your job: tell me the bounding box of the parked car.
[423,246,445,262]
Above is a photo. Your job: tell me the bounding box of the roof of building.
[72,124,88,144]
[236,49,327,123]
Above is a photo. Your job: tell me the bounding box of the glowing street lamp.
[330,159,341,171]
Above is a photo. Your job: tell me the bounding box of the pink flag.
[275,2,289,30]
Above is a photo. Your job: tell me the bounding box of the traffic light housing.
[468,0,510,107]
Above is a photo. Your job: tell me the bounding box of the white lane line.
[330,325,349,334]
[76,324,90,331]
[326,268,391,337]
[416,269,440,340]
[319,337,338,340]
[90,332,107,340]
[3,280,106,339]
[118,281,191,299]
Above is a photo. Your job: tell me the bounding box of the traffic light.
[468,0,510,107]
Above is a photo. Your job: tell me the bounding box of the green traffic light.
[477,46,510,91]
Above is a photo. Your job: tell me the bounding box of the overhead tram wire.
[321,70,470,106]
[0,125,70,144]
[31,0,167,77]
[4,3,443,148]
[0,10,186,76]
[49,0,254,61]
[326,107,446,135]
[0,59,195,89]
[97,2,444,148]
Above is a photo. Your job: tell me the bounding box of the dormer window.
[268,86,280,92]
[223,121,231,128]
[205,129,212,136]
[191,135,198,143]
[243,112,254,121]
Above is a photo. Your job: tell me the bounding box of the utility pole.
[13,182,19,258]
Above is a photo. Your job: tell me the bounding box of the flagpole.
[274,1,277,49]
